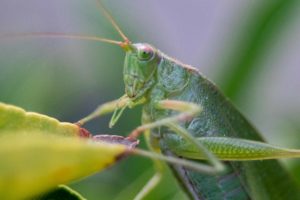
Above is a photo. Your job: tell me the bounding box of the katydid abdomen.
[143,54,300,199]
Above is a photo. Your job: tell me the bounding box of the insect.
[2,1,300,199]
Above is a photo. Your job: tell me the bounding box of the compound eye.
[137,45,154,61]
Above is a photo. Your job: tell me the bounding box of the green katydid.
[3,1,300,199]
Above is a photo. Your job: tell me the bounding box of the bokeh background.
[1,0,300,199]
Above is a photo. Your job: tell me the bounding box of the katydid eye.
[137,46,154,61]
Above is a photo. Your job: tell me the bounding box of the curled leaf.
[0,102,138,200]
[0,132,127,200]
[0,102,81,137]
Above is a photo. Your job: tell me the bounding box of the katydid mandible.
[6,1,300,199]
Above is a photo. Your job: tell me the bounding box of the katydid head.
[93,1,160,100]
[0,0,159,128]
[123,43,160,100]
[93,1,161,100]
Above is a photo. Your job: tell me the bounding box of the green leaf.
[219,0,298,99]
[35,185,86,200]
[0,102,129,200]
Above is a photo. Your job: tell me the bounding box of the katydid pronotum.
[3,1,300,199]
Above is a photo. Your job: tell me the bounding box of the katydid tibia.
[3,0,300,199]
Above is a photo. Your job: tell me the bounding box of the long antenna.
[0,1,132,50]
[95,0,130,43]
[0,32,122,46]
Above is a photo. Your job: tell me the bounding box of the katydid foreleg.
[76,98,126,126]
[77,95,143,126]
[126,99,227,199]
[129,99,225,174]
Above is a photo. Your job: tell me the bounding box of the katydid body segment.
[77,2,300,199]
[88,42,300,200]
[76,38,300,199]
[5,1,300,199]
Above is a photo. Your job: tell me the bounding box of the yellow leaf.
[0,133,127,200]
[0,102,81,137]
[0,102,135,199]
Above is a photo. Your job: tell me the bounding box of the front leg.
[129,100,225,174]
[77,95,144,126]
[129,100,202,139]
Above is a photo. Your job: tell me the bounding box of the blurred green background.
[1,0,300,199]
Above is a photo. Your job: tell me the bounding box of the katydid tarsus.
[3,1,300,199]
